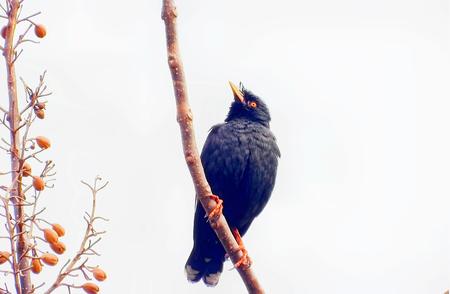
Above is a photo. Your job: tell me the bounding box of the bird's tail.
[185,245,225,287]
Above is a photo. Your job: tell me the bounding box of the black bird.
[185,82,280,286]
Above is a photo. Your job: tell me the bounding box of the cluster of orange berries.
[40,225,107,293]
[39,223,108,294]
[81,268,107,293]
[1,223,107,293]
[1,23,46,39]
[20,136,51,191]
[31,223,65,274]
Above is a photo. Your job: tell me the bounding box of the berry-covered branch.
[44,177,108,294]
[0,1,109,293]
[161,1,265,293]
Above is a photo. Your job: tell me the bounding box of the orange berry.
[34,24,46,38]
[31,258,42,274]
[22,162,32,177]
[32,176,45,191]
[92,267,107,281]
[36,102,46,110]
[50,242,66,255]
[43,228,59,244]
[1,26,8,39]
[36,136,51,149]
[41,253,58,266]
[52,223,65,237]
[34,109,45,119]
[82,283,99,294]
[0,251,11,264]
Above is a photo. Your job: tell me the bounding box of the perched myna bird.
[185,82,280,286]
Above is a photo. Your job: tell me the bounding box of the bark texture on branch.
[4,0,31,292]
[161,1,264,293]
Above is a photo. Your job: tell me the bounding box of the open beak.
[229,81,244,103]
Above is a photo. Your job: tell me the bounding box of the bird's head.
[225,82,271,126]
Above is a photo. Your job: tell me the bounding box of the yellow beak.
[229,81,244,103]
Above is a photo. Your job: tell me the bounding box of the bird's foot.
[232,228,252,269]
[206,194,223,224]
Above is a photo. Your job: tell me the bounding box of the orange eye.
[248,101,257,108]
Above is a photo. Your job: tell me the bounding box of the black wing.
[239,126,280,226]
[200,123,250,202]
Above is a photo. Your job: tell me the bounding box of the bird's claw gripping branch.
[206,194,223,225]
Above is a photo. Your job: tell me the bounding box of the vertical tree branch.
[3,0,31,293]
[161,1,265,293]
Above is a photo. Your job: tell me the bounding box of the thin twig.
[17,11,40,23]
[161,1,265,293]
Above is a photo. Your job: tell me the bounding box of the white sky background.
[0,0,449,293]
